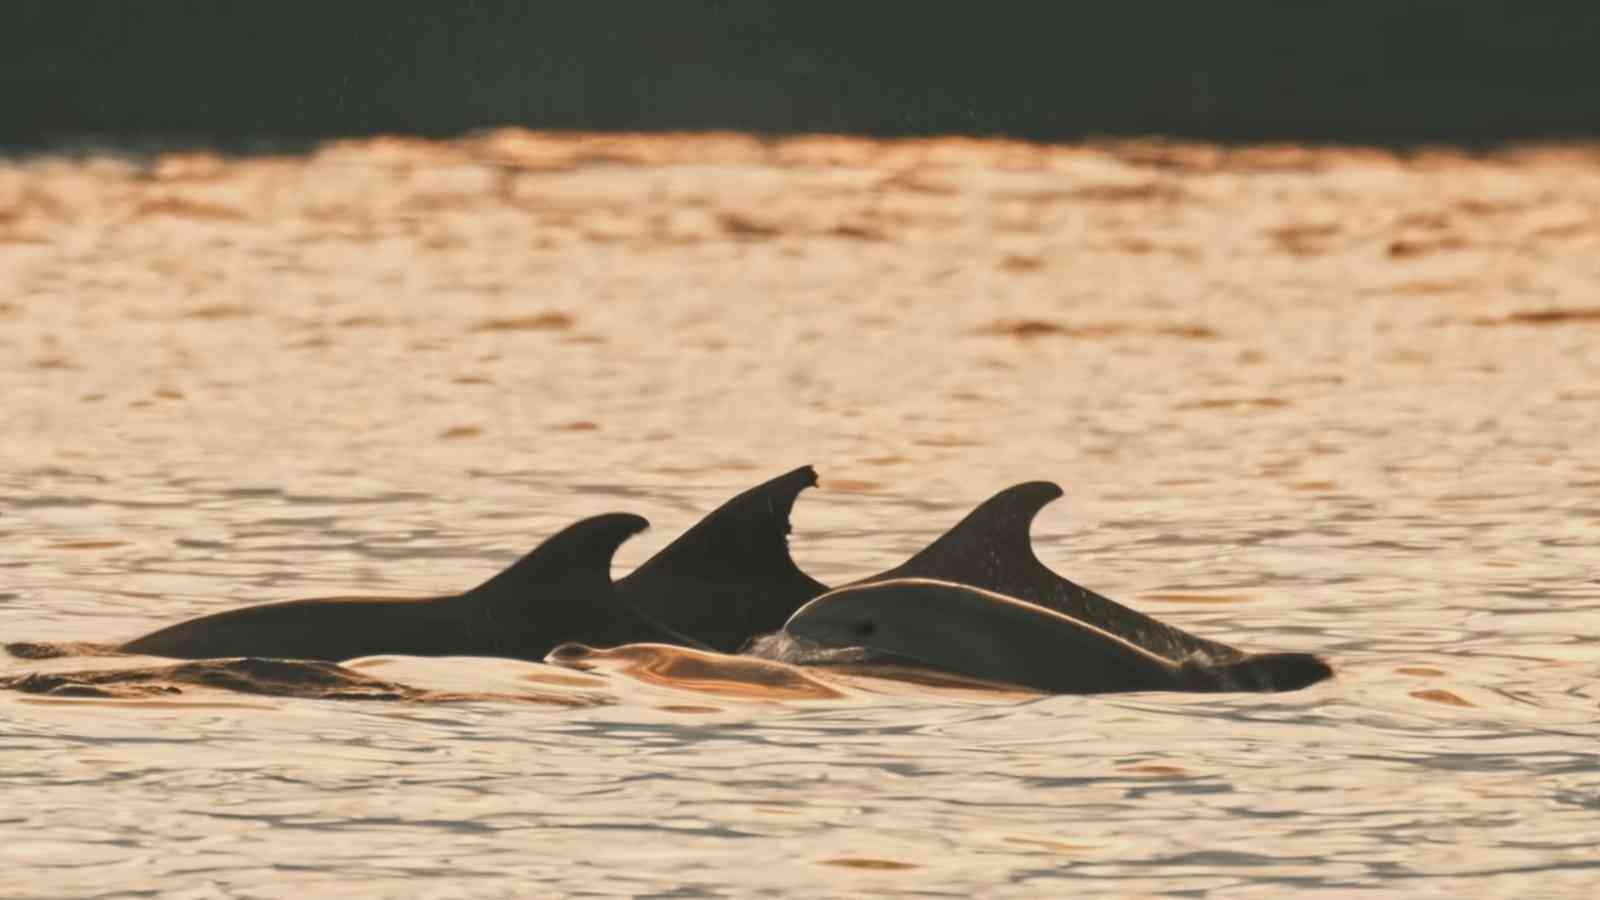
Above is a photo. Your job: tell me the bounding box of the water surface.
[3,133,1599,896]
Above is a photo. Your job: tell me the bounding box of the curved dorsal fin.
[615,466,830,652]
[865,482,1245,664]
[467,512,650,600]
[869,481,1065,587]
[465,511,686,655]
[114,513,659,664]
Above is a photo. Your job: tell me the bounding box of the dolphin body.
[112,467,1324,686]
[110,467,830,663]
[613,466,828,653]
[781,578,1333,694]
[620,468,1249,665]
[618,468,1330,692]
[120,513,669,662]
[854,480,1245,664]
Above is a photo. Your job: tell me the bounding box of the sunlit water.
[3,133,1599,896]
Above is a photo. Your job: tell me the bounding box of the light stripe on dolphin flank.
[782,578,1332,695]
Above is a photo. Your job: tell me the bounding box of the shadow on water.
[0,656,600,706]
[1,642,1051,707]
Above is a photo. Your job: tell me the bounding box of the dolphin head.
[781,579,970,670]
[783,596,884,646]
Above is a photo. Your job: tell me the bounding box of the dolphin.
[108,469,1300,675]
[120,513,668,662]
[613,465,829,653]
[781,578,1333,694]
[860,481,1244,664]
[93,466,827,663]
[617,471,1248,666]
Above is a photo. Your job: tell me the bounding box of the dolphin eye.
[853,620,877,639]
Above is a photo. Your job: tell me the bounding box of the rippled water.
[4,133,1600,896]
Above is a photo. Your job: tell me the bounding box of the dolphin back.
[615,466,829,652]
[865,482,1245,664]
[785,578,1332,695]
[785,578,1188,694]
[122,512,655,662]
[462,511,665,656]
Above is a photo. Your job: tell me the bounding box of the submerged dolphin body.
[121,513,667,662]
[782,578,1333,694]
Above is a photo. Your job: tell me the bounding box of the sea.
[3,133,1598,896]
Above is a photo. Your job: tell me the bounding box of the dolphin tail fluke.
[614,466,829,652]
[1194,652,1334,693]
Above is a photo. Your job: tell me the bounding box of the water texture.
[3,133,1599,896]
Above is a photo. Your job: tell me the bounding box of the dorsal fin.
[465,511,683,655]
[614,466,830,652]
[113,513,659,664]
[870,482,1065,586]
[467,512,650,599]
[864,482,1245,664]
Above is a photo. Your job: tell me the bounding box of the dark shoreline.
[7,2,1600,147]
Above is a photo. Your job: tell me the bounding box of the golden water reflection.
[4,132,1599,895]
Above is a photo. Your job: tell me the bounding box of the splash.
[743,631,875,666]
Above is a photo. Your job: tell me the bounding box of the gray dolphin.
[860,481,1243,664]
[781,578,1333,694]
[615,473,1246,663]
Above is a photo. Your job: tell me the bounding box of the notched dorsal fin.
[614,466,830,652]
[468,512,649,601]
[620,466,825,590]
[867,482,1245,664]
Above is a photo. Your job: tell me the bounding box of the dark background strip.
[5,1,1599,147]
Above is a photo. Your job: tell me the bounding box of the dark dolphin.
[613,466,829,653]
[782,578,1332,694]
[121,513,667,662]
[620,472,1242,663]
[109,469,1313,678]
[98,466,828,664]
